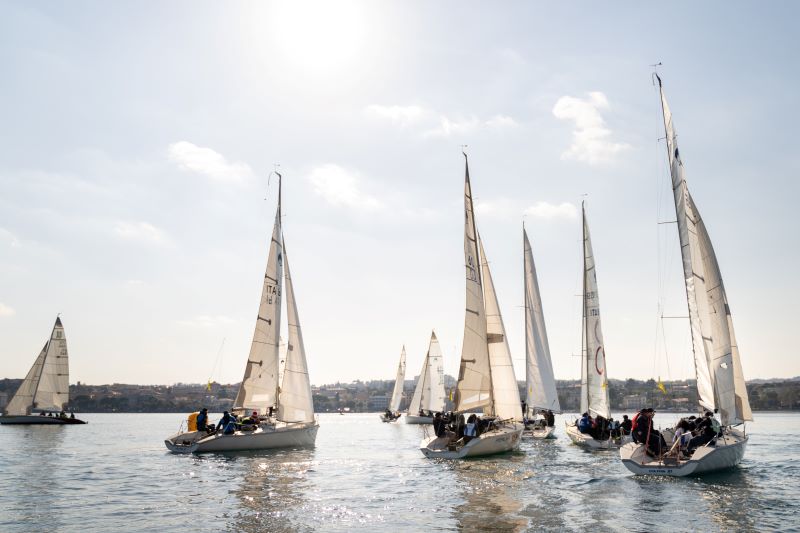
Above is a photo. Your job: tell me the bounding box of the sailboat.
[420,154,524,459]
[522,227,561,439]
[620,74,752,476]
[564,204,624,449]
[380,347,406,422]
[1,317,86,425]
[165,175,319,453]
[405,331,446,424]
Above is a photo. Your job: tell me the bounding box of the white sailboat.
[565,204,624,449]
[522,227,561,439]
[1,317,86,425]
[380,347,406,422]
[420,154,523,459]
[405,331,446,424]
[165,175,318,453]
[620,74,752,476]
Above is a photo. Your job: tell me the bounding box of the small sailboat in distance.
[420,154,523,459]
[564,204,625,449]
[165,174,318,453]
[620,74,752,476]
[405,331,446,424]
[522,226,560,439]
[1,317,86,425]
[380,347,406,422]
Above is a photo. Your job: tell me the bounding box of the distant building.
[623,395,646,410]
[368,394,389,411]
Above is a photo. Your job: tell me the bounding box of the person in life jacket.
[633,408,666,456]
[577,413,592,434]
[620,415,632,435]
[196,408,210,433]
[687,411,720,453]
[216,411,235,432]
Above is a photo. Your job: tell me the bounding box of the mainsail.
[5,317,70,415]
[409,331,446,414]
[276,242,315,424]
[479,236,522,421]
[454,154,492,412]
[657,75,752,425]
[523,228,561,414]
[235,176,284,414]
[389,347,407,412]
[581,204,610,419]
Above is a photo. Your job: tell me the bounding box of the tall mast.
[581,202,589,412]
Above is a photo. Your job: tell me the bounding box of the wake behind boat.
[619,74,752,477]
[420,154,523,459]
[165,174,318,453]
[1,317,86,426]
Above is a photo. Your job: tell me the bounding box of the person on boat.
[251,411,261,425]
[687,411,719,453]
[196,408,210,432]
[39,411,46,417]
[620,415,632,435]
[69,412,75,420]
[544,410,555,427]
[464,414,478,443]
[632,408,666,456]
[216,411,235,432]
[432,412,448,438]
[577,412,592,434]
[669,418,692,456]
[591,415,609,440]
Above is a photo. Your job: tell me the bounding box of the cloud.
[0,303,15,317]
[364,105,428,126]
[308,164,383,211]
[552,92,630,165]
[485,115,518,128]
[168,141,254,183]
[475,197,517,219]
[0,227,21,248]
[114,221,167,245]
[177,315,236,328]
[524,201,578,219]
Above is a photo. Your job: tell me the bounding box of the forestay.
[524,228,561,414]
[479,236,522,421]
[389,347,406,412]
[582,205,610,419]
[235,179,284,414]
[658,75,752,425]
[454,155,492,413]
[276,243,315,424]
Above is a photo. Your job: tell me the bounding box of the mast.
[580,203,589,415]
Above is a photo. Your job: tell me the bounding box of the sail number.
[265,284,281,305]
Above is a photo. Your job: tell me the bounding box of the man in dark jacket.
[688,411,718,453]
[196,408,210,432]
[433,412,447,438]
[633,408,666,455]
[620,415,632,435]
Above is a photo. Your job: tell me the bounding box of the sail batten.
[524,228,561,414]
[658,76,752,424]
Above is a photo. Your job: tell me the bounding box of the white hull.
[565,421,628,449]
[0,415,86,425]
[524,425,556,440]
[620,428,748,477]
[420,422,523,459]
[405,415,433,425]
[165,421,318,453]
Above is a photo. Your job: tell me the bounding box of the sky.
[1,2,798,386]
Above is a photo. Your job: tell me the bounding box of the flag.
[207,380,212,392]
[657,378,667,395]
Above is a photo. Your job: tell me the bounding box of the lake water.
[1,412,798,532]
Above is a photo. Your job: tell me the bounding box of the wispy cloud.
[178,315,236,328]
[366,104,517,138]
[552,92,630,165]
[308,164,383,211]
[0,227,21,248]
[524,201,578,219]
[0,303,15,317]
[168,141,254,183]
[114,221,167,245]
[364,104,428,126]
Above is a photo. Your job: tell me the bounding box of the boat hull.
[420,422,523,459]
[165,422,319,453]
[0,415,87,425]
[619,428,748,477]
[380,413,401,423]
[564,421,627,449]
[524,425,556,439]
[405,415,433,425]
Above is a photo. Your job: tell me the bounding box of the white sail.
[276,242,315,424]
[389,347,406,412]
[410,331,446,413]
[454,155,492,413]
[235,178,284,414]
[5,317,70,415]
[524,228,561,414]
[582,205,610,419]
[479,236,522,421]
[658,76,752,424]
